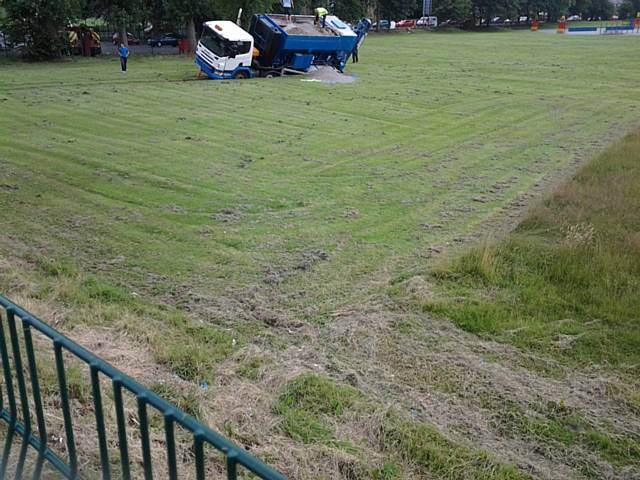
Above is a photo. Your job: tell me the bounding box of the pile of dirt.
[301,66,356,84]
[271,15,337,36]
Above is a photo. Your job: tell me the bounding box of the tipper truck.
[195,14,371,80]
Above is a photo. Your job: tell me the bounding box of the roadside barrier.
[567,26,597,32]
[559,21,640,35]
[604,25,634,32]
[0,295,286,480]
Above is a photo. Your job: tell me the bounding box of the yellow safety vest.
[315,7,328,17]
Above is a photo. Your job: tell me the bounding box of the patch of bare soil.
[211,209,243,223]
[302,66,356,84]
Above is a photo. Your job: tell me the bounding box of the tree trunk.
[118,23,128,48]
[187,17,197,54]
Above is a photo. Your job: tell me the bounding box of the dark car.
[147,33,181,47]
[372,20,398,29]
[112,32,140,45]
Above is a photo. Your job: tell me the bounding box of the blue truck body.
[249,14,360,72]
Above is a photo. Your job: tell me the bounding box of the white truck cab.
[196,21,254,79]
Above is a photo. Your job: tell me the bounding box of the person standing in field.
[282,0,294,22]
[118,43,130,74]
[352,43,358,63]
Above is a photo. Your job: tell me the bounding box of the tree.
[568,0,589,17]
[539,0,571,21]
[434,0,473,24]
[332,0,367,21]
[618,0,640,17]
[86,0,147,47]
[163,0,218,53]
[472,0,518,26]
[516,0,535,24]
[3,0,83,59]
[586,0,613,18]
[211,0,275,26]
[376,0,417,25]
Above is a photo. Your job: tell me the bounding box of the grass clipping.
[272,373,528,479]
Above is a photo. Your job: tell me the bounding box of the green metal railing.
[0,295,286,480]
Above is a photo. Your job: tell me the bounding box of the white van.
[417,16,438,27]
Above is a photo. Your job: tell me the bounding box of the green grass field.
[1,30,640,478]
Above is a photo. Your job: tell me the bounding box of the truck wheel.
[265,71,281,78]
[234,70,249,79]
[156,41,162,47]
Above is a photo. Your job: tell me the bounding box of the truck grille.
[197,45,217,66]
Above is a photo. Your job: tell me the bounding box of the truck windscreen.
[200,26,251,58]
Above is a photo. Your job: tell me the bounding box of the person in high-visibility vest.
[315,7,329,27]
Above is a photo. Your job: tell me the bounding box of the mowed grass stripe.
[3,31,640,480]
[2,30,640,318]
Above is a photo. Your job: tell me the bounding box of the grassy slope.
[420,129,640,376]
[1,31,640,478]
[397,130,640,476]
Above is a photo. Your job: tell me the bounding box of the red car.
[396,19,417,28]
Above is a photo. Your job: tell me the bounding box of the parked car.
[396,19,417,28]
[112,32,140,45]
[147,33,181,47]
[372,20,396,29]
[417,16,438,27]
[567,15,582,20]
